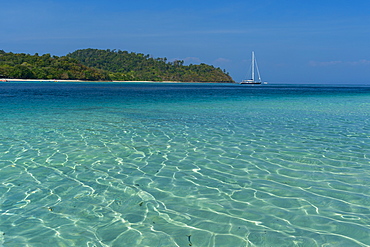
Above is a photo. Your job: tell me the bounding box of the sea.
[0,82,369,247]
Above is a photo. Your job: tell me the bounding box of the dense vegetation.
[0,50,110,81]
[0,49,234,82]
[67,49,233,82]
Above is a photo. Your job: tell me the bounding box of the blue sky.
[1,0,370,83]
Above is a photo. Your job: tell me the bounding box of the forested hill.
[0,49,234,82]
[0,50,110,81]
[68,49,234,82]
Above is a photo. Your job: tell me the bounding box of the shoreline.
[2,79,178,83]
[1,79,231,83]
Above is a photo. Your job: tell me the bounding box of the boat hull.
[240,80,261,84]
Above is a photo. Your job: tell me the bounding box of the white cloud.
[309,60,342,67]
[214,58,231,63]
[309,59,370,67]
[183,57,202,63]
[348,59,370,65]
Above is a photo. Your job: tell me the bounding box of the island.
[0,49,234,83]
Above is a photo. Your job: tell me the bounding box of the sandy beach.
[2,79,87,83]
[1,79,215,83]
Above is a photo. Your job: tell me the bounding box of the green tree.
[68,48,234,82]
[9,65,36,79]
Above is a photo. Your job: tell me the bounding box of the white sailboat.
[241,51,263,84]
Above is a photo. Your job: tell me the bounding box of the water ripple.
[1,83,370,246]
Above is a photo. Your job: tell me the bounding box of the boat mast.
[251,51,255,81]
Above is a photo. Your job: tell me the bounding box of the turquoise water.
[0,82,369,246]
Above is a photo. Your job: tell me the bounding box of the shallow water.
[0,82,370,246]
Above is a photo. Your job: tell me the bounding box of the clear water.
[0,82,369,247]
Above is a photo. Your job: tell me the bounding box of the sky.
[1,0,370,83]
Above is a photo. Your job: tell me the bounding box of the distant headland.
[0,49,234,83]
